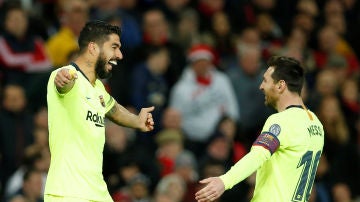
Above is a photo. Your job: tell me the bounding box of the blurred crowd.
[0,0,359,201]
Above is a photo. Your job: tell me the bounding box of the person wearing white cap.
[169,44,239,157]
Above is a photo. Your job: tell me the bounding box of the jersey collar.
[70,62,90,83]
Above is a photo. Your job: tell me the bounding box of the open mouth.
[108,60,117,66]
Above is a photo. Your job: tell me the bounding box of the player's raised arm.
[106,101,155,132]
[54,68,78,94]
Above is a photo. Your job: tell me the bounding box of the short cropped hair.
[78,20,121,53]
[267,56,305,95]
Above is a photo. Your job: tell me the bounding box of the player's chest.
[77,81,107,112]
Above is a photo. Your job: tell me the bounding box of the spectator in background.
[196,0,225,32]
[331,183,355,202]
[153,174,186,202]
[277,27,316,72]
[46,0,89,68]
[173,8,201,52]
[204,11,235,70]
[339,78,360,143]
[199,131,233,172]
[155,129,185,177]
[174,150,199,202]
[316,96,360,198]
[307,69,338,110]
[7,169,44,202]
[325,54,348,88]
[103,121,136,192]
[0,1,51,83]
[227,0,277,34]
[0,84,34,194]
[169,43,239,157]
[226,44,271,147]
[130,45,170,133]
[5,146,49,200]
[161,107,182,130]
[129,45,170,151]
[0,1,52,110]
[127,174,152,202]
[314,25,359,76]
[112,172,152,202]
[131,8,186,87]
[276,27,317,88]
[157,0,191,34]
[89,0,142,51]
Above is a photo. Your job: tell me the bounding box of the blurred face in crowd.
[148,48,170,75]
[192,59,213,77]
[164,0,189,12]
[143,10,168,44]
[238,45,261,76]
[318,26,339,52]
[315,69,337,96]
[5,8,28,39]
[61,0,89,36]
[212,12,230,36]
[162,108,182,129]
[2,85,27,113]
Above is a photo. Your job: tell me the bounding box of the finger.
[146,120,154,126]
[199,178,212,184]
[146,125,154,131]
[143,106,155,113]
[68,69,78,79]
[195,187,208,197]
[195,193,210,202]
[208,191,218,201]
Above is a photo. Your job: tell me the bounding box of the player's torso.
[253,108,324,202]
[46,67,112,201]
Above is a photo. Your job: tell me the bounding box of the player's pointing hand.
[54,68,78,93]
[138,106,155,132]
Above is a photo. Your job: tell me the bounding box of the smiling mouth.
[108,60,117,66]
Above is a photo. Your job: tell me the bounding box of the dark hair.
[267,56,305,95]
[78,20,121,53]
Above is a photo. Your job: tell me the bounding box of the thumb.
[199,177,213,184]
[69,69,78,80]
[142,106,155,113]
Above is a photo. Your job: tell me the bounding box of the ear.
[88,42,99,56]
[278,80,286,92]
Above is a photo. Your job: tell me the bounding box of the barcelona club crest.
[99,95,105,107]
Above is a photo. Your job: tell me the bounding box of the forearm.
[219,146,270,189]
[106,103,141,129]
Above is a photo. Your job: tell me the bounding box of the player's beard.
[95,53,112,79]
[264,93,277,109]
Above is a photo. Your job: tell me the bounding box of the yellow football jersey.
[252,106,324,202]
[45,63,115,201]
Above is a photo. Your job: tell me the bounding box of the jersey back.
[252,107,324,202]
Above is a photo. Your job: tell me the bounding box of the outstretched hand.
[138,106,155,132]
[195,177,225,202]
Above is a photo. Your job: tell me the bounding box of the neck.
[73,55,97,85]
[276,92,304,112]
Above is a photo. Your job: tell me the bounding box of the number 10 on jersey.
[292,150,322,202]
